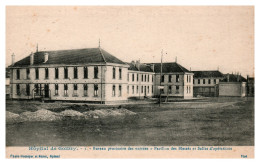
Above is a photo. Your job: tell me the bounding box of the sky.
[6,6,254,77]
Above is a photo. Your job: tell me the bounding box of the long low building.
[8,47,194,103]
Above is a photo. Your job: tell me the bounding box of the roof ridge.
[99,48,107,63]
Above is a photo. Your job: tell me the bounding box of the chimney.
[44,53,49,63]
[30,52,34,65]
[227,73,230,82]
[11,53,15,66]
[131,60,135,66]
[136,60,140,71]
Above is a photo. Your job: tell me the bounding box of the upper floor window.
[142,74,143,82]
[64,67,68,79]
[16,69,20,79]
[132,74,134,82]
[148,75,149,82]
[152,76,153,82]
[214,79,216,84]
[187,75,189,83]
[94,84,98,96]
[203,79,205,84]
[127,73,129,81]
[176,74,179,82]
[137,74,139,81]
[35,68,39,79]
[112,85,116,96]
[189,75,191,83]
[169,75,172,82]
[152,85,153,93]
[119,68,122,79]
[45,68,49,79]
[55,68,59,79]
[74,67,78,79]
[113,67,116,79]
[26,68,30,79]
[145,75,147,82]
[198,79,201,84]
[94,66,98,79]
[119,85,122,97]
[193,79,195,84]
[208,79,211,84]
[161,75,164,83]
[84,67,88,79]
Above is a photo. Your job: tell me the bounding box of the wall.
[219,82,246,97]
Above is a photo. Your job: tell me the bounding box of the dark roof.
[221,74,247,82]
[127,63,153,72]
[148,62,190,73]
[192,70,224,78]
[12,48,126,67]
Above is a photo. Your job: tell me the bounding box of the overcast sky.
[6,6,254,77]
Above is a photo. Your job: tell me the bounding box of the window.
[161,75,164,83]
[148,75,149,82]
[119,68,122,79]
[127,86,129,94]
[112,85,116,96]
[169,86,172,94]
[26,68,30,79]
[127,73,129,81]
[142,74,143,81]
[198,79,200,84]
[94,84,98,96]
[94,66,98,79]
[189,86,191,93]
[74,67,78,79]
[113,67,116,79]
[187,86,188,93]
[145,75,147,82]
[73,84,78,96]
[55,84,59,95]
[136,86,139,93]
[148,86,149,93]
[55,68,59,79]
[64,84,68,96]
[119,85,122,97]
[176,75,179,82]
[169,75,172,82]
[84,84,88,96]
[203,79,205,84]
[64,67,68,79]
[35,68,39,79]
[152,76,153,82]
[26,84,30,96]
[208,79,211,84]
[45,68,49,79]
[176,86,179,94]
[132,74,134,82]
[16,69,20,79]
[141,86,143,93]
[189,76,191,83]
[16,84,20,95]
[34,84,39,95]
[187,75,189,83]
[214,79,216,84]
[152,86,153,93]
[137,74,139,81]
[132,85,134,94]
[84,67,88,79]
[161,87,164,94]
[193,79,195,84]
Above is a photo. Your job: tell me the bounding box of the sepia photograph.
[5,6,254,158]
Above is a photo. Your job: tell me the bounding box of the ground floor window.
[127,86,129,94]
[16,84,20,95]
[94,84,98,97]
[136,86,139,93]
[34,84,39,95]
[26,84,30,96]
[147,86,149,94]
[132,85,134,94]
[176,86,179,94]
[64,84,68,96]
[169,85,172,94]
[152,86,153,93]
[119,85,122,97]
[141,86,143,93]
[55,84,59,95]
[112,85,116,97]
[73,84,78,96]
[84,84,88,96]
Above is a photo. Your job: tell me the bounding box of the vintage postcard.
[5,6,254,158]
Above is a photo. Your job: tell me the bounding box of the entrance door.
[44,84,49,98]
